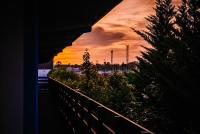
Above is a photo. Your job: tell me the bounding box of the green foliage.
[79,74,110,104]
[48,51,141,130]
[108,72,135,113]
[79,49,110,104]
[48,1,200,133]
[48,68,80,88]
[81,49,98,80]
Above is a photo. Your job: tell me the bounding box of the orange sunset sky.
[54,0,180,65]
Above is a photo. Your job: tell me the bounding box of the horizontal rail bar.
[48,77,154,134]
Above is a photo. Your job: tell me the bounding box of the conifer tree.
[81,48,98,80]
[173,0,200,132]
[133,0,200,133]
[133,0,184,133]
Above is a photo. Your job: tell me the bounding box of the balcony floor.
[39,88,73,134]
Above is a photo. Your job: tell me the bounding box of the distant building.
[66,67,81,72]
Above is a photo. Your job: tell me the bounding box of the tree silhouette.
[81,48,97,80]
[173,0,200,131]
[133,0,200,133]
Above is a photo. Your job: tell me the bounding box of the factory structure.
[110,45,129,64]
[126,45,129,64]
[111,50,113,64]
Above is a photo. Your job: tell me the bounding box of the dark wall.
[0,1,24,134]
[0,0,122,133]
[24,0,39,133]
[0,1,38,134]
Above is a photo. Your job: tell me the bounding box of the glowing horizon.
[54,0,180,65]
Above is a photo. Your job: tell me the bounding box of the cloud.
[54,0,180,64]
[106,23,126,28]
[92,27,126,42]
[75,26,128,47]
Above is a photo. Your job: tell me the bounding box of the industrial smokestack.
[126,45,129,64]
[111,50,113,64]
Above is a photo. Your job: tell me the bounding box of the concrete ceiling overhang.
[39,0,122,63]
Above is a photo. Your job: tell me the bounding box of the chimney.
[111,50,113,64]
[126,45,129,64]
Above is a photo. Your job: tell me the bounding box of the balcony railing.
[48,77,154,134]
